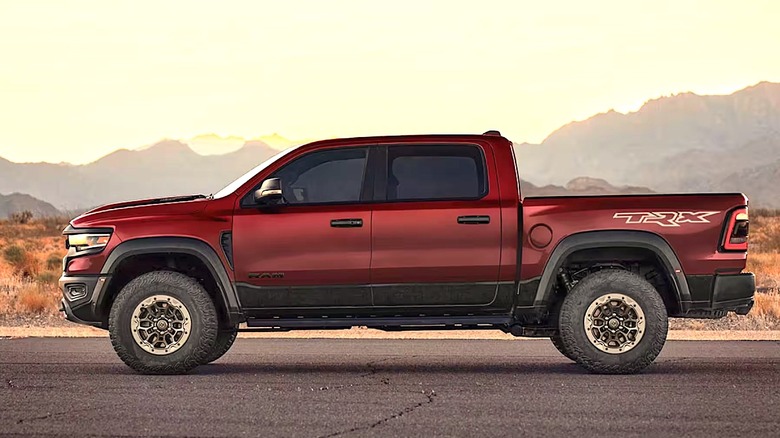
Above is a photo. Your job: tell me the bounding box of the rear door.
[370,143,503,307]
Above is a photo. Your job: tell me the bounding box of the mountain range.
[0,193,60,218]
[1,82,779,213]
[519,177,654,197]
[0,140,280,211]
[515,81,780,206]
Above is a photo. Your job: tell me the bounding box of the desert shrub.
[36,216,71,235]
[0,276,60,317]
[2,245,39,278]
[3,245,26,266]
[752,209,780,229]
[751,208,780,218]
[46,253,62,271]
[0,290,12,317]
[753,291,780,320]
[9,210,33,224]
[15,283,53,314]
[762,230,780,253]
[35,271,59,284]
[748,214,780,253]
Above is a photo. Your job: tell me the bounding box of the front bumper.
[59,274,110,328]
[684,273,755,318]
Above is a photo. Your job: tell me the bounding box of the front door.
[232,146,372,313]
[370,143,503,308]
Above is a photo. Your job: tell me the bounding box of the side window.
[387,145,487,201]
[272,147,368,204]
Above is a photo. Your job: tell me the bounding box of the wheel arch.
[97,237,243,326]
[534,230,690,314]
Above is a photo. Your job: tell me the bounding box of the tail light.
[721,208,749,251]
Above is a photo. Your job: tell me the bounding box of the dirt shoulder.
[2,325,779,341]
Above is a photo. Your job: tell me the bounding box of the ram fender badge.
[248,272,285,279]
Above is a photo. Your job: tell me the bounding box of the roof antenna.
[483,130,501,136]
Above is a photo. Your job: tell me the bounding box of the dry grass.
[15,282,55,314]
[2,245,40,278]
[0,219,66,322]
[753,289,780,319]
[0,216,779,330]
[749,211,780,253]
[747,252,780,291]
[0,218,68,240]
[0,277,60,317]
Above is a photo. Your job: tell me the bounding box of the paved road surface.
[1,338,778,437]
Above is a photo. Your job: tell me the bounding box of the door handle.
[330,218,363,228]
[457,215,490,225]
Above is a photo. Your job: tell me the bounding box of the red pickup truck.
[59,131,755,374]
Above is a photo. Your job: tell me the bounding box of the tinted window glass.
[387,145,486,201]
[272,148,367,204]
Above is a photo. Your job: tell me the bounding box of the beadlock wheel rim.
[584,293,645,354]
[131,295,191,355]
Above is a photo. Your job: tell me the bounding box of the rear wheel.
[558,270,668,374]
[108,271,218,374]
[201,327,238,364]
[550,334,576,362]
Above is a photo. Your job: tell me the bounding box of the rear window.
[387,145,487,201]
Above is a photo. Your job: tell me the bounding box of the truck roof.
[302,132,508,148]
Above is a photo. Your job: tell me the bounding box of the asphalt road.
[0,338,778,437]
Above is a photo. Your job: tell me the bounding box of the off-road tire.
[550,334,576,362]
[558,269,668,374]
[201,327,238,364]
[109,270,218,374]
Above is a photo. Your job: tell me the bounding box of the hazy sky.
[2,0,780,164]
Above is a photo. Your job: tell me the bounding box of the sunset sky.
[1,1,780,164]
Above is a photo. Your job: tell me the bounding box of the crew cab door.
[370,143,502,307]
[232,146,373,312]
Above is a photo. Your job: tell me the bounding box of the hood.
[84,194,209,214]
[72,194,211,229]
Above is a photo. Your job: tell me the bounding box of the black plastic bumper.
[59,274,109,328]
[684,273,755,318]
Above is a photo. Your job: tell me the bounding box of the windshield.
[212,146,300,199]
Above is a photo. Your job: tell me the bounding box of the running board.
[244,316,513,331]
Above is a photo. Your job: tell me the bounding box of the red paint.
[520,195,748,278]
[233,204,371,286]
[67,133,749,287]
[370,139,503,286]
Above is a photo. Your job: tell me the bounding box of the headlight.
[67,233,111,251]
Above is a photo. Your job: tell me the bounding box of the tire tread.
[108,270,218,374]
[202,328,238,364]
[558,269,668,374]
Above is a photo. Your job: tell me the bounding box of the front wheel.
[108,271,219,374]
[558,270,668,374]
[201,327,238,364]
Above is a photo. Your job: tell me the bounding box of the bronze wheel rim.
[131,295,191,355]
[583,293,645,354]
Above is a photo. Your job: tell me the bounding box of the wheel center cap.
[156,320,169,331]
[608,318,620,329]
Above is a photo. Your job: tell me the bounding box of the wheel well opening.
[100,253,229,327]
[553,246,680,316]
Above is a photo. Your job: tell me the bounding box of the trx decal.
[612,211,719,227]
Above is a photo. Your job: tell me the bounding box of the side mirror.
[253,178,284,206]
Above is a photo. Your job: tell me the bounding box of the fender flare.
[99,237,243,324]
[533,230,691,309]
